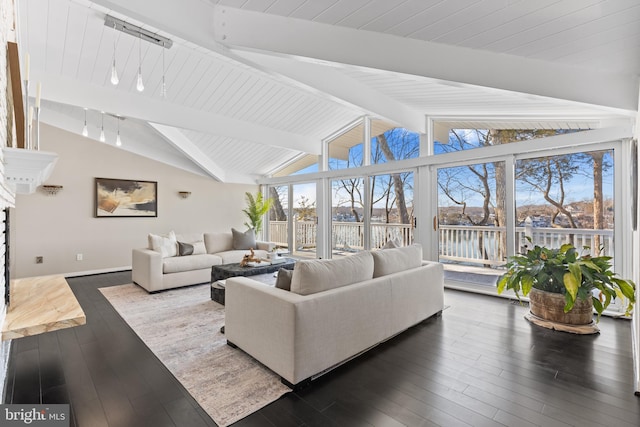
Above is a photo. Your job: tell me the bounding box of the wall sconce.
[178,191,191,199]
[40,185,63,196]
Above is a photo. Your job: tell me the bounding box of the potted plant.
[497,238,635,333]
[242,191,273,234]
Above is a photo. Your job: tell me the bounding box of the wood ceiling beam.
[148,123,227,183]
[233,51,427,133]
[211,6,638,114]
[33,73,320,154]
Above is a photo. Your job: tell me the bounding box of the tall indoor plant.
[242,191,273,234]
[497,239,635,328]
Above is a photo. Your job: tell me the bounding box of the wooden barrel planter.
[525,288,599,334]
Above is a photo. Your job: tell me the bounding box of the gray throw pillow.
[231,228,257,250]
[177,241,194,256]
[381,239,400,249]
[275,268,293,291]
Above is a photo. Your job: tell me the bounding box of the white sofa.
[132,231,273,293]
[225,244,444,388]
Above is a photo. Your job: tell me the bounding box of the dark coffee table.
[210,258,295,304]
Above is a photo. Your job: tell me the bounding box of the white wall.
[0,0,17,401]
[12,123,257,278]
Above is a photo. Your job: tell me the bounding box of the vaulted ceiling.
[17,0,640,183]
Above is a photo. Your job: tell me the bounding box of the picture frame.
[95,178,157,218]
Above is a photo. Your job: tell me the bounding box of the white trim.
[259,127,632,186]
[504,156,516,260]
[63,266,132,278]
[149,123,228,182]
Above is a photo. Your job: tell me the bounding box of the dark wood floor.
[4,271,639,426]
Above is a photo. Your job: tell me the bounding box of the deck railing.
[268,220,414,250]
[269,220,613,267]
[439,224,614,267]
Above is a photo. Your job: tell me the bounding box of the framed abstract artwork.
[95,178,157,217]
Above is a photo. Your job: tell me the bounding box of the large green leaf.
[563,270,579,301]
[612,278,636,301]
[521,274,534,296]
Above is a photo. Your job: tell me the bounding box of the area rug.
[99,283,290,426]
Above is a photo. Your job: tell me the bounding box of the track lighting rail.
[104,15,172,49]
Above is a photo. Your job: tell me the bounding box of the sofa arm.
[225,277,304,383]
[256,240,275,252]
[132,248,163,292]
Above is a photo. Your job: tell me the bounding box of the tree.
[588,151,607,254]
[242,191,272,233]
[295,195,316,221]
[375,133,410,224]
[516,155,580,228]
[269,186,287,221]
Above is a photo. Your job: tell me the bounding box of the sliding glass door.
[267,183,317,259]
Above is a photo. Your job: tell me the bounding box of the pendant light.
[99,111,105,142]
[110,22,119,85]
[136,33,144,92]
[82,108,88,137]
[116,117,122,146]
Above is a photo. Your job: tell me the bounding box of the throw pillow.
[381,238,400,249]
[371,244,422,278]
[177,241,194,256]
[148,231,178,258]
[275,268,293,291]
[231,228,257,250]
[191,241,206,255]
[290,251,374,296]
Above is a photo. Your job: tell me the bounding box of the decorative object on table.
[211,257,296,283]
[266,249,285,264]
[497,237,635,334]
[95,178,157,217]
[242,191,273,233]
[239,248,262,267]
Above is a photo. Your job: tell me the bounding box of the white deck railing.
[269,220,414,250]
[439,225,614,266]
[269,221,613,266]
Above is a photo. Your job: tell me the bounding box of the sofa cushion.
[162,254,221,274]
[177,241,194,256]
[148,231,177,258]
[175,233,206,255]
[371,244,422,278]
[204,232,234,254]
[290,251,374,296]
[232,228,257,250]
[275,268,293,291]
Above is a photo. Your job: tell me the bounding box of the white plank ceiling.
[16,0,639,183]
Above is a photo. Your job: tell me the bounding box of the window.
[433,123,593,154]
[371,126,419,164]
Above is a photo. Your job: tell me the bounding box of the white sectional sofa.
[132,230,273,293]
[225,244,444,388]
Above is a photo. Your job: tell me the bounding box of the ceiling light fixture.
[104,15,172,93]
[110,21,119,85]
[136,33,144,92]
[82,108,88,137]
[161,41,167,98]
[116,117,122,146]
[99,111,105,142]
